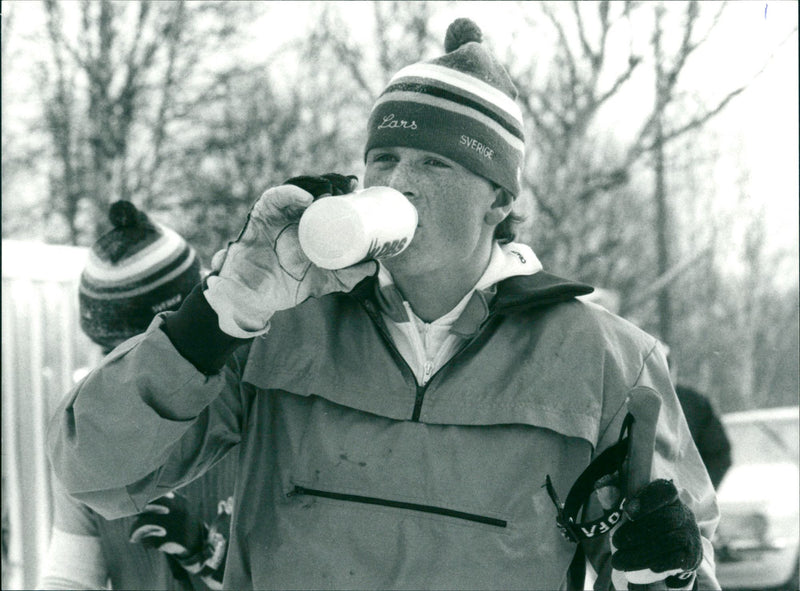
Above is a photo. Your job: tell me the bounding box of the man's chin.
[381,245,417,274]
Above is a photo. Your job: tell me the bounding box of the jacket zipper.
[360,298,499,423]
[360,300,418,385]
[411,384,426,421]
[410,320,499,421]
[289,485,507,527]
[360,299,434,422]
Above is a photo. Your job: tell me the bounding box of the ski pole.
[622,387,663,591]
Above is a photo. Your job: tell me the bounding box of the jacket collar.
[494,271,595,312]
[353,269,594,336]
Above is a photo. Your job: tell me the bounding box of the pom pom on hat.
[79,201,201,350]
[97,200,159,264]
[108,199,146,228]
[444,18,483,52]
[366,18,525,196]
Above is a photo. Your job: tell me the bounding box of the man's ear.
[484,186,513,226]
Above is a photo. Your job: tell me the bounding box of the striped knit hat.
[365,18,525,196]
[79,201,201,349]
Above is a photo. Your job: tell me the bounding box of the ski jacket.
[48,271,720,590]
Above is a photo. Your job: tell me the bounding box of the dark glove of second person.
[611,479,703,588]
[129,492,206,560]
[194,498,233,591]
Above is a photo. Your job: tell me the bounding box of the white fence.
[2,240,103,590]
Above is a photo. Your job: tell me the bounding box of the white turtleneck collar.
[376,241,543,385]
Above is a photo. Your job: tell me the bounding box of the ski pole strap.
[545,414,633,543]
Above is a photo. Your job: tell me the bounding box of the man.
[39,201,235,590]
[48,19,719,589]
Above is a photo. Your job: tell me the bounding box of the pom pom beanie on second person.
[79,201,202,350]
[365,17,525,196]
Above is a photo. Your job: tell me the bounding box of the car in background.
[714,406,799,591]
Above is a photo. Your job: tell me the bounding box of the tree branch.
[142,1,186,208]
[595,54,641,107]
[541,2,581,109]
[658,26,796,147]
[572,1,598,74]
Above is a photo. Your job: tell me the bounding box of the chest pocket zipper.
[288,485,507,528]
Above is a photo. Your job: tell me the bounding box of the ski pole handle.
[625,387,662,494]
[623,387,664,591]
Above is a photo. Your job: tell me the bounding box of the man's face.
[364,146,503,278]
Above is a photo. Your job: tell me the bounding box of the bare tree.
[35,0,258,244]
[1,1,44,238]
[162,67,315,263]
[509,1,794,342]
[306,1,439,100]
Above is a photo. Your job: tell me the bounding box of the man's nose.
[385,161,416,197]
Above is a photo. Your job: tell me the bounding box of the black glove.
[283,173,359,198]
[129,491,206,560]
[130,492,233,590]
[194,497,233,591]
[611,479,702,588]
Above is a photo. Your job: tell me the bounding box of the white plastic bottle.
[298,186,418,270]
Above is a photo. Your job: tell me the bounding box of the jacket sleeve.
[38,481,108,590]
[37,528,108,590]
[47,286,250,520]
[583,342,721,590]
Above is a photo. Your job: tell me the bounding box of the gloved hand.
[129,492,206,561]
[194,497,233,591]
[611,479,702,589]
[204,173,377,338]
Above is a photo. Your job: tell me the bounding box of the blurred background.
[1,1,797,589]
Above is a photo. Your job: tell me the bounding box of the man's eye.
[371,153,396,163]
[425,158,450,168]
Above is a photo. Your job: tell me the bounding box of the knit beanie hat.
[365,18,525,196]
[79,201,201,349]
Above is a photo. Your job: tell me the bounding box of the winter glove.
[194,497,233,591]
[204,173,377,338]
[611,479,702,589]
[129,492,206,561]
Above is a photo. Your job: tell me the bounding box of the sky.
[700,1,798,256]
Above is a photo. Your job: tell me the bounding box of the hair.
[491,184,525,244]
